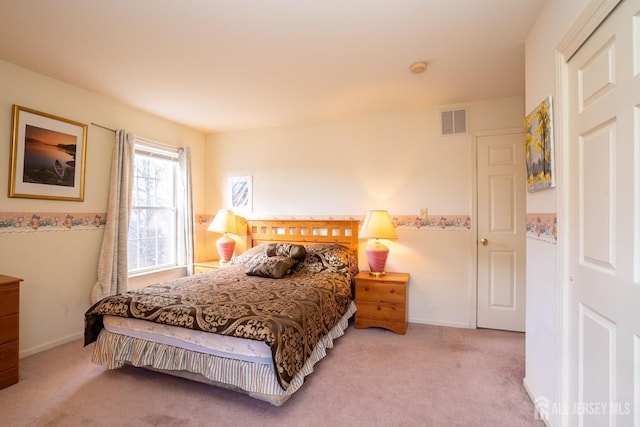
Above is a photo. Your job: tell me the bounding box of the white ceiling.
[0,0,546,133]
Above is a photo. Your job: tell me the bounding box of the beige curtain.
[90,130,135,303]
[178,147,195,275]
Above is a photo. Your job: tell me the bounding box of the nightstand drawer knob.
[390,288,395,293]
[365,286,370,291]
[377,305,382,311]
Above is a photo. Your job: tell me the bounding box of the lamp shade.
[207,209,239,262]
[207,209,239,235]
[359,210,397,240]
[359,210,397,276]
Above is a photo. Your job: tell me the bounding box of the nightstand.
[193,260,224,274]
[354,271,409,335]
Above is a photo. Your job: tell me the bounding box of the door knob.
[480,238,488,246]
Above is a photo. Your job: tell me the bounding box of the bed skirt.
[91,301,356,406]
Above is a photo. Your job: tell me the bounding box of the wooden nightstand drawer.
[357,300,405,323]
[355,280,405,304]
[193,260,223,274]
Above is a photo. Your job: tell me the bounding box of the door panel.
[491,175,516,232]
[477,131,526,332]
[488,251,516,308]
[580,120,616,273]
[579,304,615,427]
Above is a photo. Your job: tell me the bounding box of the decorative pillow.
[245,256,299,279]
[229,244,268,266]
[294,244,359,281]
[265,243,307,260]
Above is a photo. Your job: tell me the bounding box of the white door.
[476,130,526,332]
[565,0,640,425]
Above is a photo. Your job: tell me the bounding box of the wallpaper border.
[0,211,477,234]
[526,212,557,244]
[0,212,106,233]
[197,213,473,231]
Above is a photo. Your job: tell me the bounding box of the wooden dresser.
[354,271,410,335]
[0,275,22,390]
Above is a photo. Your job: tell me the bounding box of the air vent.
[440,108,468,136]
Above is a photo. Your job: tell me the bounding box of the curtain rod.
[90,122,183,153]
[91,122,116,132]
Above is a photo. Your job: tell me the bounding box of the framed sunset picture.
[9,105,88,201]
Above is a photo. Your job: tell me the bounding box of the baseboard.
[523,378,552,427]
[408,318,472,329]
[20,331,84,359]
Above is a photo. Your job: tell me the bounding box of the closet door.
[565,0,640,424]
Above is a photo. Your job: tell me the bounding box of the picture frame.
[524,96,555,192]
[9,105,88,201]
[229,175,252,213]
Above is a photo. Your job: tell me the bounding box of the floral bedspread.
[84,264,353,390]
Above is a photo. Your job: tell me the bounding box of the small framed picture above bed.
[229,175,252,212]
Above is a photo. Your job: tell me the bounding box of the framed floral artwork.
[524,96,555,192]
[9,105,88,201]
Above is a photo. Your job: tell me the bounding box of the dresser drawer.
[0,314,18,345]
[357,300,405,323]
[0,285,19,316]
[356,280,405,304]
[0,366,18,390]
[0,340,18,373]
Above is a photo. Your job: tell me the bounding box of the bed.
[84,219,360,405]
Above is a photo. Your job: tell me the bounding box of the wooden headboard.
[244,219,360,261]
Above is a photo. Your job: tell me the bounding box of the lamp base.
[216,234,236,263]
[365,240,389,276]
[368,270,386,277]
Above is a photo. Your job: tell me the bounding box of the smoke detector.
[409,61,428,74]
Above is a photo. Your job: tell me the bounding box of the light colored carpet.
[0,322,544,427]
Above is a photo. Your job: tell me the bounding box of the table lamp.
[359,210,397,276]
[207,209,239,262]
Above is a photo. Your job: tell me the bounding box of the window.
[127,141,183,274]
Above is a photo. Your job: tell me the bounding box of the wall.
[205,96,524,327]
[523,0,589,425]
[0,60,207,357]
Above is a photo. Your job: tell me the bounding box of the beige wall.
[205,96,524,327]
[0,60,206,356]
[523,0,590,424]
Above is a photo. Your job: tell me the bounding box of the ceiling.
[0,0,546,133]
